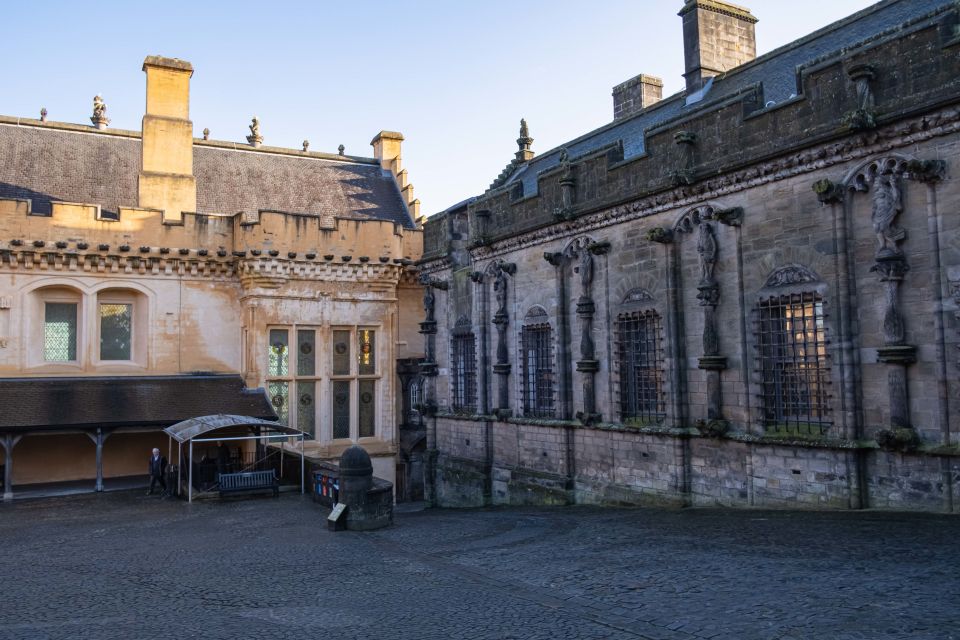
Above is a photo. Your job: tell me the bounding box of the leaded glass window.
[297,330,315,376]
[616,310,665,424]
[332,380,350,439]
[99,303,132,360]
[268,381,289,425]
[296,380,316,439]
[757,292,831,434]
[268,329,289,377]
[44,302,77,362]
[358,379,375,437]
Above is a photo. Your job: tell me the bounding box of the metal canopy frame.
[163,415,305,503]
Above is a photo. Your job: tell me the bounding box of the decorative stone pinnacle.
[202,128,210,140]
[516,118,534,162]
[338,144,345,156]
[302,140,310,152]
[246,116,263,147]
[90,95,109,129]
[40,108,47,122]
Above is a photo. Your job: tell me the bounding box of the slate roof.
[0,374,277,431]
[498,0,953,199]
[0,123,414,228]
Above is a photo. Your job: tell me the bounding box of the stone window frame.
[266,324,321,439]
[329,325,381,442]
[752,265,833,436]
[450,316,477,414]
[613,289,667,426]
[519,306,555,418]
[93,288,148,369]
[26,282,150,373]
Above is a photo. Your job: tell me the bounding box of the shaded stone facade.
[418,0,960,512]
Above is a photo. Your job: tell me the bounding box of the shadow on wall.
[0,182,59,216]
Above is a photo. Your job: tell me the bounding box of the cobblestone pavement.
[0,493,958,640]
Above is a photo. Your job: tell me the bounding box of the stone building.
[418,0,960,511]
[0,56,424,500]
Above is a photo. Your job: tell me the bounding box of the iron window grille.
[521,322,555,418]
[616,310,665,424]
[756,292,832,434]
[451,331,477,414]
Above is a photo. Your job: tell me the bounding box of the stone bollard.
[330,445,393,531]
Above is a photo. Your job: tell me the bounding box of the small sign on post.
[327,502,347,532]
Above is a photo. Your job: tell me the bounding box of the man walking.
[148,448,167,496]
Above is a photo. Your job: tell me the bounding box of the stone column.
[471,271,490,415]
[545,251,572,420]
[418,276,447,505]
[490,261,516,418]
[695,221,728,435]
[569,239,609,425]
[865,166,915,440]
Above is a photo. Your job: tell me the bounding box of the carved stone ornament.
[622,288,654,305]
[764,264,820,288]
[645,227,674,244]
[843,65,877,132]
[696,222,717,286]
[247,116,263,147]
[812,178,844,205]
[90,95,109,129]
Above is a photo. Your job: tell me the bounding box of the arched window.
[521,307,554,418]
[451,317,477,413]
[756,290,831,434]
[616,304,665,424]
[408,376,424,425]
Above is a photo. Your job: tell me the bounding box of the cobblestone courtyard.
[0,493,957,640]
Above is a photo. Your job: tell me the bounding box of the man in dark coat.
[148,448,168,496]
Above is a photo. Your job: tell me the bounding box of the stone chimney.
[371,130,419,216]
[679,0,758,95]
[139,56,196,221]
[612,74,663,121]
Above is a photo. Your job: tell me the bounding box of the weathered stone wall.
[421,5,960,513]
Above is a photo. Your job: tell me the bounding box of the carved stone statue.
[247,117,263,147]
[578,246,593,291]
[423,285,435,323]
[90,95,109,129]
[697,222,717,285]
[872,172,905,257]
[493,267,508,315]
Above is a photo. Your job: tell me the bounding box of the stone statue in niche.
[872,172,905,257]
[423,285,435,323]
[578,245,593,290]
[494,267,508,315]
[696,222,717,285]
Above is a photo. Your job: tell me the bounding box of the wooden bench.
[218,470,279,498]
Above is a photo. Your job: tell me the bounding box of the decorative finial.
[91,95,109,130]
[246,116,263,147]
[302,139,310,152]
[40,108,47,123]
[202,127,210,140]
[516,117,534,162]
[338,144,345,156]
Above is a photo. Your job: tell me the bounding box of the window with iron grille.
[616,310,665,423]
[756,292,831,434]
[521,318,554,418]
[451,330,477,413]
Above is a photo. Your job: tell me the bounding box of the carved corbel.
[812,178,844,205]
[645,227,674,244]
[906,159,947,183]
[712,207,743,226]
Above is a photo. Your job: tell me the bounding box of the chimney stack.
[612,74,663,121]
[679,0,758,95]
[139,56,196,221]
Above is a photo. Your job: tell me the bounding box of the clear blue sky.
[2,0,877,216]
